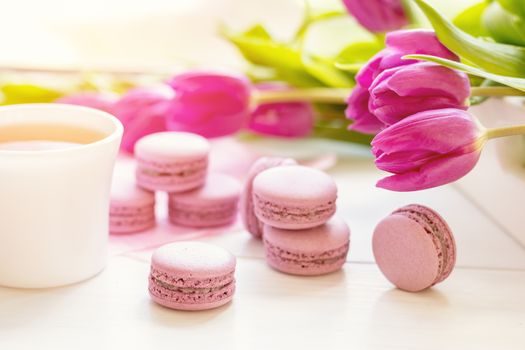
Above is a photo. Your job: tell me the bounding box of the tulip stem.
[253,86,525,105]
[471,86,525,97]
[253,88,350,104]
[486,125,525,139]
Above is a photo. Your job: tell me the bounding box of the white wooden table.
[2,146,525,349]
[1,0,524,348]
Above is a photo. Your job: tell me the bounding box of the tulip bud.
[166,72,251,138]
[357,29,459,89]
[342,0,408,33]
[346,29,460,134]
[113,86,174,153]
[249,83,314,138]
[371,108,486,191]
[369,62,470,125]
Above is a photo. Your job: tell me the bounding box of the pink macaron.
[110,181,155,234]
[149,241,236,311]
[252,165,337,230]
[240,157,297,238]
[263,216,350,276]
[373,204,456,292]
[135,132,210,193]
[168,173,241,228]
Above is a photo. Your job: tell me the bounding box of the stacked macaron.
[149,241,236,311]
[242,158,350,276]
[109,131,241,233]
[135,132,241,228]
[110,180,156,234]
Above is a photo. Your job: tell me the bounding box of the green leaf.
[302,54,354,87]
[414,0,525,77]
[334,41,383,68]
[223,27,304,71]
[0,84,63,105]
[482,2,525,46]
[243,24,272,40]
[497,0,525,19]
[452,1,490,37]
[405,54,525,91]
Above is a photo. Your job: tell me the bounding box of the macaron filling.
[151,277,234,294]
[393,206,455,285]
[168,202,237,223]
[254,194,335,224]
[149,269,236,305]
[264,240,349,268]
[110,195,155,233]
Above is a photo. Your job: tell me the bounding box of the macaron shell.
[135,132,210,161]
[110,209,155,234]
[264,216,350,253]
[135,132,210,193]
[168,173,241,227]
[149,242,236,311]
[373,214,440,292]
[136,159,207,193]
[148,282,235,311]
[109,181,155,234]
[151,242,236,279]
[253,166,337,204]
[253,166,337,229]
[240,157,297,238]
[110,182,155,207]
[263,217,350,276]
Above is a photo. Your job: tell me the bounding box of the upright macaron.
[135,132,210,193]
[253,165,337,230]
[240,157,297,238]
[168,173,241,228]
[110,181,155,234]
[263,216,350,276]
[373,204,456,292]
[149,241,236,311]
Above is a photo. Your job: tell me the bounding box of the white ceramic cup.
[0,104,123,288]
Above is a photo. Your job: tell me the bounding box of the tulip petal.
[368,63,471,124]
[385,29,459,61]
[356,52,386,88]
[113,86,173,153]
[342,0,408,33]
[166,72,252,138]
[376,149,482,191]
[382,63,470,100]
[371,93,468,125]
[371,108,479,155]
[375,149,439,173]
[345,85,385,134]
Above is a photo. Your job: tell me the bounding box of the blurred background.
[0,0,478,73]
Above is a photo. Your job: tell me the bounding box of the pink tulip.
[342,0,408,33]
[346,29,460,134]
[345,85,385,134]
[249,83,314,138]
[56,92,118,114]
[371,108,486,191]
[113,85,174,153]
[369,62,470,125]
[356,29,459,88]
[166,72,252,138]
